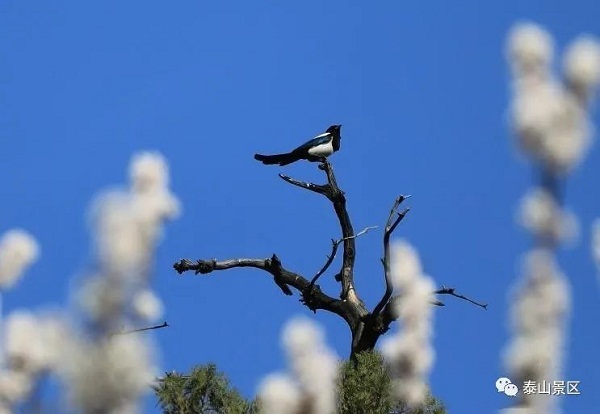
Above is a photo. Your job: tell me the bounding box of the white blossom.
[258,374,302,414]
[61,334,156,413]
[0,370,33,406]
[564,36,600,100]
[510,80,592,172]
[259,318,339,414]
[0,402,13,414]
[77,275,125,325]
[519,188,578,243]
[132,289,163,322]
[4,311,67,374]
[66,151,178,412]
[83,151,178,328]
[92,152,180,277]
[380,240,436,408]
[129,152,170,194]
[0,230,39,289]
[499,408,535,414]
[5,312,44,373]
[507,23,596,173]
[507,23,553,76]
[282,318,339,414]
[93,192,148,276]
[503,249,570,414]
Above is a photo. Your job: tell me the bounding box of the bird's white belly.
[307,141,334,157]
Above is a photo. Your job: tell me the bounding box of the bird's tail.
[254,152,299,166]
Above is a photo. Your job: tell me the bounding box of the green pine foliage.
[155,352,445,414]
[154,364,258,414]
[338,351,445,414]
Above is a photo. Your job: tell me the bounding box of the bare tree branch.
[173,255,353,320]
[310,239,340,287]
[372,196,411,317]
[278,173,328,195]
[278,160,359,302]
[174,160,486,358]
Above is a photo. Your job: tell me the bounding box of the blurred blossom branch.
[381,241,436,408]
[0,152,180,413]
[60,151,180,413]
[0,230,39,290]
[258,317,338,414]
[503,22,600,413]
[0,220,41,411]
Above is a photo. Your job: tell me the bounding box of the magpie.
[254,124,342,166]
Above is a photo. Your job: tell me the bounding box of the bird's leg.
[318,157,328,169]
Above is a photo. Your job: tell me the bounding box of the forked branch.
[309,226,378,288]
[372,195,411,317]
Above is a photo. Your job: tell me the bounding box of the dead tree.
[174,160,485,358]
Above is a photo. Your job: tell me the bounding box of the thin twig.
[116,321,169,335]
[309,226,378,287]
[344,226,378,241]
[278,173,328,195]
[435,286,488,309]
[310,239,340,287]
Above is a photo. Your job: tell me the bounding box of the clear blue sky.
[1,1,599,413]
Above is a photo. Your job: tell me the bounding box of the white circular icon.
[496,377,511,392]
[496,377,519,397]
[504,383,519,397]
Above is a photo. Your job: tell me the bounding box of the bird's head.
[326,124,342,134]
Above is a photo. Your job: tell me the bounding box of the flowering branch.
[503,22,600,413]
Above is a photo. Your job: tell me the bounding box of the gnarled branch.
[174,160,486,358]
[173,255,351,320]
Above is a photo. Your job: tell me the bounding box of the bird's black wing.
[293,132,332,152]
